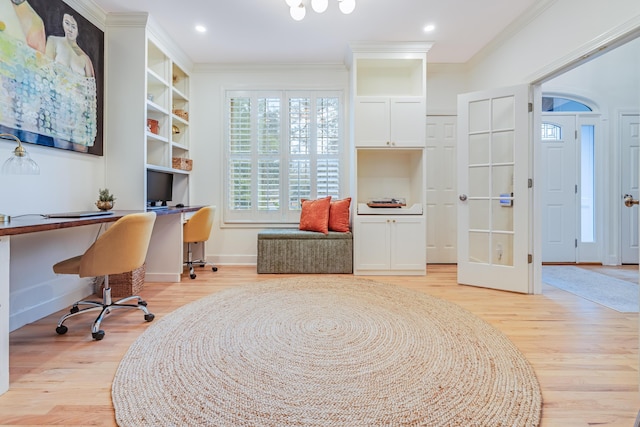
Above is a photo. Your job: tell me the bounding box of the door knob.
[623,194,639,207]
[459,194,468,202]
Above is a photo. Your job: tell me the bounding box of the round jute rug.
[112,277,541,426]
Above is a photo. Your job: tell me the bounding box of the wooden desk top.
[0,206,202,237]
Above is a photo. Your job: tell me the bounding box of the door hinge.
[575,130,578,140]
[528,102,533,113]
[575,184,578,194]
[528,254,533,263]
[528,178,533,189]
[575,239,578,248]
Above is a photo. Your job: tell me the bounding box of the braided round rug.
[112,276,541,426]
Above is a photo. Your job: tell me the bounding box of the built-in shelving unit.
[347,42,432,275]
[105,13,193,209]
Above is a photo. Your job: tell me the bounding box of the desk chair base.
[185,242,218,279]
[55,285,154,341]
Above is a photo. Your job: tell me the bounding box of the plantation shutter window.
[225,90,343,224]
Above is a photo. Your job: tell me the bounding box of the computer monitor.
[146,170,173,207]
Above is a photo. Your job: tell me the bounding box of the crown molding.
[64,0,107,29]
[194,62,347,74]
[104,12,149,28]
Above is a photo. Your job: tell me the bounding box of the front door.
[457,85,532,293]
[541,115,577,262]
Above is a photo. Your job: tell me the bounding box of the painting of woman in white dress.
[0,0,104,155]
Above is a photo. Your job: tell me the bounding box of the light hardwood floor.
[0,264,637,426]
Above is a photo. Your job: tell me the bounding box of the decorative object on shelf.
[366,198,406,208]
[286,0,355,21]
[172,109,189,121]
[96,188,115,211]
[147,119,159,134]
[0,133,40,175]
[172,125,180,134]
[173,74,180,85]
[172,157,193,171]
[147,94,154,102]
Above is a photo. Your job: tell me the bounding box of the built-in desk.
[0,206,203,396]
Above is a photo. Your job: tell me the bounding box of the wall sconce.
[1,133,40,223]
[0,133,40,175]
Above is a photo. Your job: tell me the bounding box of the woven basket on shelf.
[96,263,146,299]
[172,157,193,171]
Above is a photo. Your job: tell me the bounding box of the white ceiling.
[90,0,540,65]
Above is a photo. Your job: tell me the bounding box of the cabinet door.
[390,217,426,271]
[354,98,390,147]
[390,98,425,147]
[390,215,427,271]
[354,217,390,270]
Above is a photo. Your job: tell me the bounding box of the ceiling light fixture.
[287,0,356,21]
[195,25,207,33]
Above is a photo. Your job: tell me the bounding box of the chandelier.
[285,0,356,21]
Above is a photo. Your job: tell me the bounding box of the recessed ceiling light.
[195,25,207,33]
[423,24,435,33]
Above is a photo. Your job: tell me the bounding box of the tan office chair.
[183,206,217,279]
[53,212,157,340]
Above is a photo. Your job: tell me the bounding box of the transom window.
[542,96,592,112]
[224,90,344,224]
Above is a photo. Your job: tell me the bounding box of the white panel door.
[426,116,457,263]
[621,113,640,264]
[457,85,532,293]
[541,115,577,262]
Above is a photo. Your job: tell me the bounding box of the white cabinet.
[354,98,425,147]
[354,216,426,274]
[348,42,432,276]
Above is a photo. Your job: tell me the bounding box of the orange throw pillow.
[299,196,332,234]
[329,197,351,232]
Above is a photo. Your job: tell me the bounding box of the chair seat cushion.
[53,255,82,275]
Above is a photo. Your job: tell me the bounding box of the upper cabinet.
[354,98,425,147]
[348,43,431,148]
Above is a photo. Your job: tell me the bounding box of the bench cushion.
[257,229,353,274]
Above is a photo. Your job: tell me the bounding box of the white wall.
[2,0,109,330]
[190,65,349,265]
[467,0,640,90]
[426,63,467,115]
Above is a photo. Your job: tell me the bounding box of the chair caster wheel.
[139,300,148,307]
[92,330,105,341]
[212,266,218,272]
[70,306,79,314]
[190,273,196,279]
[144,313,155,322]
[56,325,68,335]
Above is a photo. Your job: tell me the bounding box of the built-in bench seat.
[257,229,353,274]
